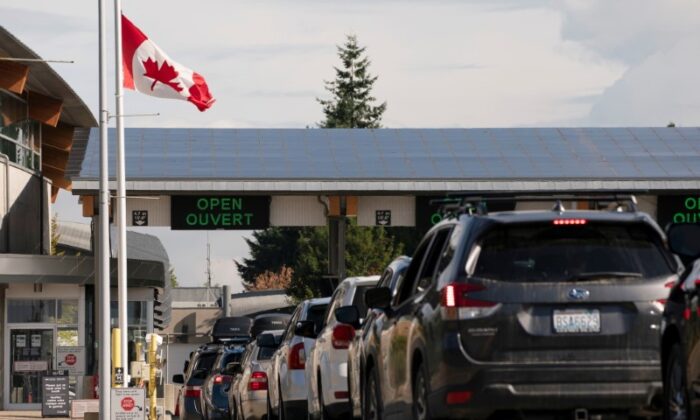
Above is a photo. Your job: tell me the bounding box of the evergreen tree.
[238,35,407,301]
[318,35,387,128]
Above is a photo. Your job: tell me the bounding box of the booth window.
[0,90,41,172]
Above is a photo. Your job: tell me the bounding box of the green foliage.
[318,35,386,128]
[169,267,179,288]
[236,228,304,290]
[50,214,64,256]
[345,221,402,277]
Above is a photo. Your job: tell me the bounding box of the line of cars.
[177,196,700,419]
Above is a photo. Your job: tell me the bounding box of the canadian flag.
[121,14,215,111]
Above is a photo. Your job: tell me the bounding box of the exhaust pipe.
[574,408,588,420]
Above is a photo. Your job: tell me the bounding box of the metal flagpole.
[114,0,129,382]
[98,0,112,413]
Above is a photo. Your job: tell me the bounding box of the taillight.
[288,342,306,370]
[656,280,678,307]
[441,283,498,320]
[553,219,587,225]
[213,374,232,385]
[183,386,201,398]
[446,390,472,405]
[248,371,268,391]
[332,324,355,349]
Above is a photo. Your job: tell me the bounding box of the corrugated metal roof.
[67,127,700,193]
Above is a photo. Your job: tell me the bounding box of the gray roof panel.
[67,128,700,184]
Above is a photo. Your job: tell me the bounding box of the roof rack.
[432,194,638,218]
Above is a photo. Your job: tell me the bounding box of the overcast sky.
[4,0,700,290]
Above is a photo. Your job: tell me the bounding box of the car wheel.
[267,393,279,420]
[363,367,382,420]
[412,362,431,420]
[665,343,690,420]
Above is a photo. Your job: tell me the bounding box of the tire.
[362,367,382,420]
[664,343,690,420]
[412,362,431,420]
[267,393,279,420]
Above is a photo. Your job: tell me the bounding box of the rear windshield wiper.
[565,271,643,281]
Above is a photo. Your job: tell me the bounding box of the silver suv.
[267,297,330,420]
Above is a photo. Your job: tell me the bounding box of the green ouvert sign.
[171,196,270,230]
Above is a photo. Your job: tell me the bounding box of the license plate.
[553,309,600,334]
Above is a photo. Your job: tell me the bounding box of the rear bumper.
[429,380,662,419]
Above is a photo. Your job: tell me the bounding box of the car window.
[473,222,675,282]
[378,268,393,288]
[257,346,276,360]
[304,303,329,332]
[396,237,432,305]
[415,228,452,293]
[191,352,217,379]
[324,286,346,325]
[220,351,243,369]
[350,285,373,318]
[282,306,302,343]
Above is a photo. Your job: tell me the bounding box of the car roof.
[387,256,411,272]
[340,275,381,287]
[306,297,331,306]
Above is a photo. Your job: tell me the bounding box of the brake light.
[332,324,355,349]
[553,219,587,225]
[441,283,497,320]
[289,342,306,370]
[248,371,268,391]
[183,386,201,398]
[335,391,349,399]
[441,283,494,308]
[213,374,232,385]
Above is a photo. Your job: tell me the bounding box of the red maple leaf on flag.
[142,57,183,92]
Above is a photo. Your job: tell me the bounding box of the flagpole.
[98,0,112,412]
[114,0,129,383]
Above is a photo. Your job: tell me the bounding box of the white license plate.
[553,309,600,334]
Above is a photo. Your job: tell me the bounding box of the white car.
[267,297,330,420]
[306,276,380,420]
[228,330,284,420]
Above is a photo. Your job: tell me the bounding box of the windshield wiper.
[565,271,643,281]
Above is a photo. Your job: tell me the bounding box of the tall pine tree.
[237,35,406,301]
[318,35,387,128]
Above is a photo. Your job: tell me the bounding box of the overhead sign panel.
[171,195,270,230]
[657,195,700,227]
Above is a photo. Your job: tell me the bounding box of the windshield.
[257,346,276,360]
[473,222,675,282]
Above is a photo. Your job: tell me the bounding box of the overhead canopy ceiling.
[0,26,96,201]
[68,127,700,194]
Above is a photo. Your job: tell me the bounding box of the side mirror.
[668,224,700,260]
[365,287,392,309]
[335,306,360,328]
[172,374,184,384]
[257,333,277,348]
[224,362,242,376]
[294,320,316,338]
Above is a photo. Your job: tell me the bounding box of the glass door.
[8,327,54,408]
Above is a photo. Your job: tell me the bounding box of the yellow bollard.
[111,328,122,387]
[148,334,157,420]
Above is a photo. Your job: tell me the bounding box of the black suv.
[350,198,679,419]
[660,223,700,419]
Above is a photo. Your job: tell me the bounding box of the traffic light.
[153,287,170,330]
